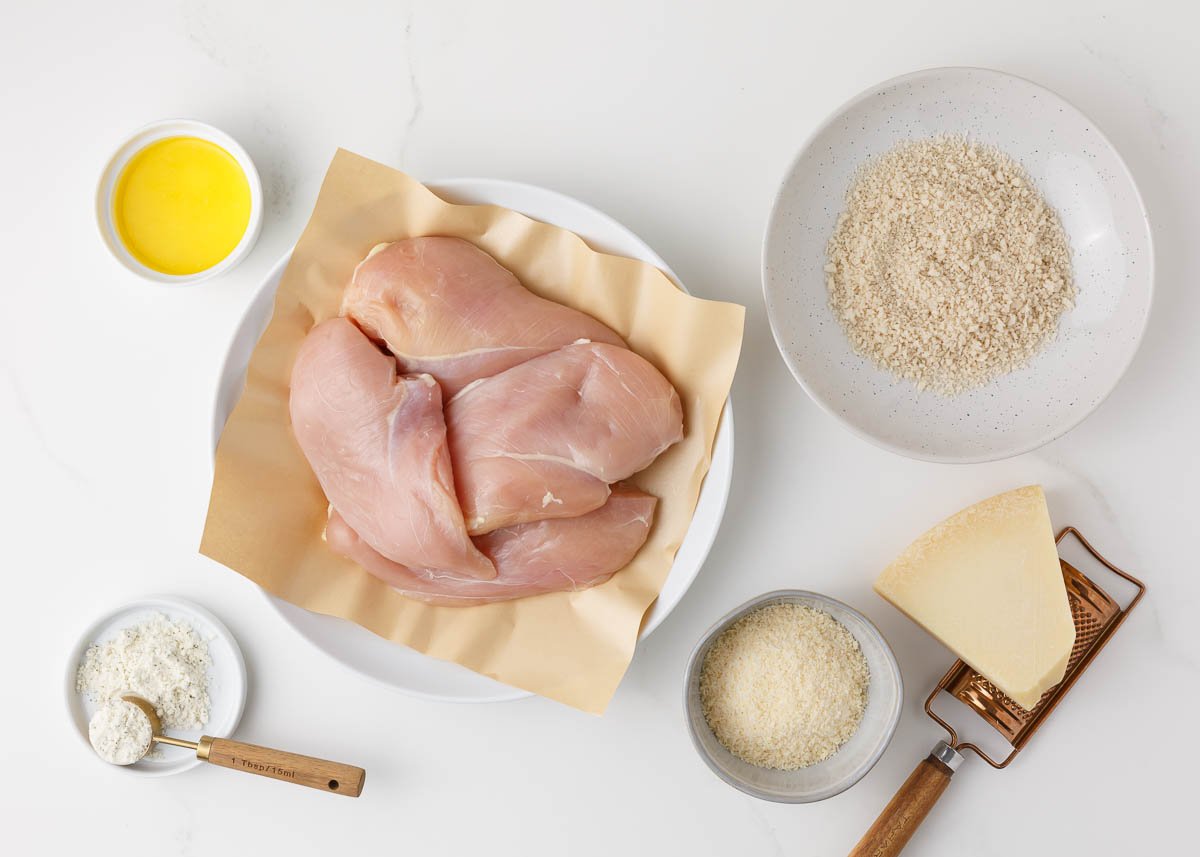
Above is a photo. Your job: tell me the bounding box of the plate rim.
[761,65,1156,464]
[211,176,735,703]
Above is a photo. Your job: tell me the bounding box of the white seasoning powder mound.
[699,603,869,770]
[89,699,153,765]
[825,136,1075,396]
[76,613,212,731]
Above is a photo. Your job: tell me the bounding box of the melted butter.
[113,136,251,276]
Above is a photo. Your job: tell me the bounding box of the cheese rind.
[874,486,1075,710]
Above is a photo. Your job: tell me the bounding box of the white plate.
[65,596,247,777]
[212,177,735,703]
[763,67,1153,463]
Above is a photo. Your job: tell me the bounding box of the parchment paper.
[201,149,745,713]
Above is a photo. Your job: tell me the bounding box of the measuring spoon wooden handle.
[198,736,366,797]
[848,748,957,857]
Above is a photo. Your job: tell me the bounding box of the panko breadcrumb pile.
[825,136,1075,396]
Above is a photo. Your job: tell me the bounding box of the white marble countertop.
[3,1,1194,853]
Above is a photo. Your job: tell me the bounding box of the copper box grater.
[849,527,1146,857]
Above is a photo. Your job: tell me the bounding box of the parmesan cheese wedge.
[874,486,1075,710]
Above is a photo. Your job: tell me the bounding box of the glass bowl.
[683,590,902,803]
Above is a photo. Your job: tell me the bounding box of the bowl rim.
[95,118,265,286]
[683,589,903,803]
[760,65,1156,464]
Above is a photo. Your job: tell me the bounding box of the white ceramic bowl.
[96,119,264,285]
[65,596,247,777]
[211,177,735,703]
[763,67,1154,463]
[684,591,902,803]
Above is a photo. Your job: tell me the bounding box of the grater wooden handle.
[848,747,958,857]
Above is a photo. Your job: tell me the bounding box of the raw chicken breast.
[342,237,626,397]
[445,342,684,534]
[289,318,496,580]
[326,485,657,605]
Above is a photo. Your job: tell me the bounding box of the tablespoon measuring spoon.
[115,694,366,796]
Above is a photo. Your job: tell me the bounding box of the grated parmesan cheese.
[699,603,869,770]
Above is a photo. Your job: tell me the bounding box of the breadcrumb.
[825,136,1075,396]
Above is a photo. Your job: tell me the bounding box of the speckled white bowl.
[763,67,1153,463]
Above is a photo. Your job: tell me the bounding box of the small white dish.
[763,67,1154,463]
[684,590,902,803]
[211,177,735,704]
[96,119,264,285]
[66,596,248,777]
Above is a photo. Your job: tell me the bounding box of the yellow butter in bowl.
[114,137,251,276]
[97,120,262,285]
